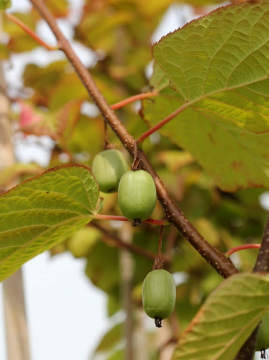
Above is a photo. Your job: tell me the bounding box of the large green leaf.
[143,88,269,190]
[145,1,269,191]
[172,273,269,360]
[0,165,99,281]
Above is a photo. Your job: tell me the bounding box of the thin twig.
[137,102,190,143]
[91,222,159,261]
[111,91,158,110]
[29,0,238,279]
[153,225,164,269]
[6,13,58,51]
[235,215,269,360]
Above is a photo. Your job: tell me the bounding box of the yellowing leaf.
[144,2,269,190]
[0,0,11,9]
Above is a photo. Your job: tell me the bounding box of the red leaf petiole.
[225,244,260,257]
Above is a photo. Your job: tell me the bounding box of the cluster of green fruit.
[92,149,157,221]
[92,149,176,327]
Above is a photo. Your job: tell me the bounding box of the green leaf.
[0,0,11,10]
[85,240,120,293]
[143,87,269,191]
[65,115,104,156]
[23,61,67,106]
[154,2,269,125]
[106,348,124,360]
[48,74,88,110]
[94,322,123,354]
[4,12,39,52]
[145,2,269,191]
[0,165,99,281]
[75,9,134,52]
[172,273,269,360]
[45,0,69,18]
[0,163,42,189]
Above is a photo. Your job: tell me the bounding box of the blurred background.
[0,1,268,359]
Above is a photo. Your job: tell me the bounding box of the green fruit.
[67,228,100,258]
[256,311,269,353]
[92,149,128,193]
[142,269,176,327]
[117,170,157,221]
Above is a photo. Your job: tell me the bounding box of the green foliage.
[173,273,269,360]
[144,1,269,191]
[0,165,99,281]
[106,348,124,360]
[94,322,123,354]
[0,163,42,189]
[45,0,69,18]
[0,0,11,10]
[3,12,39,52]
[85,240,120,293]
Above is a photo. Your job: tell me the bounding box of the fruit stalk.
[111,91,158,110]
[153,226,165,270]
[6,13,58,51]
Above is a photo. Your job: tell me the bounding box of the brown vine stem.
[6,13,58,51]
[29,0,238,279]
[235,214,269,360]
[137,102,190,143]
[91,223,162,262]
[111,91,158,110]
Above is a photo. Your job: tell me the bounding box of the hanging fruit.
[142,269,176,327]
[92,149,128,193]
[117,170,157,222]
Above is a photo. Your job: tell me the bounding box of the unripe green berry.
[142,269,176,327]
[117,170,157,221]
[67,228,100,258]
[256,311,269,355]
[92,149,128,193]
